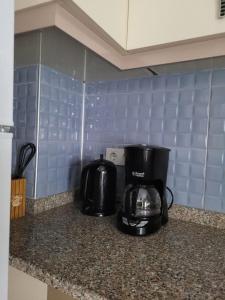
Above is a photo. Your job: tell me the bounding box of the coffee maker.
[117,144,173,236]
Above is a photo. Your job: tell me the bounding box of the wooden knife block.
[11,178,26,220]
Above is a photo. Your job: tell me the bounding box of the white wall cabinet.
[71,0,128,48]
[15,0,128,48]
[15,0,225,52]
[14,1,225,71]
[127,0,225,50]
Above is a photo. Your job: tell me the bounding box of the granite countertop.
[10,203,225,300]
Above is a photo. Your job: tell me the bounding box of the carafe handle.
[166,187,174,210]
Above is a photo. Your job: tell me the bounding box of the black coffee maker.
[117,145,173,236]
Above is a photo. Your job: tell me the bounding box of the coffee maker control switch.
[106,148,125,166]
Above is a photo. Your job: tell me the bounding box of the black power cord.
[14,143,36,179]
[147,67,158,76]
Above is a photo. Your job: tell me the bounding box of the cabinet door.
[127,0,225,50]
[8,267,48,300]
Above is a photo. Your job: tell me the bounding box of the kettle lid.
[85,154,116,169]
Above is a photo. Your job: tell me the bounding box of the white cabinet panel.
[0,133,12,300]
[72,0,128,48]
[128,0,225,50]
[0,1,14,300]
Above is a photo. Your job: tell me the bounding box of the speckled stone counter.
[10,203,225,300]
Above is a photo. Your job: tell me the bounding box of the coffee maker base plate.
[117,212,164,236]
[81,208,116,217]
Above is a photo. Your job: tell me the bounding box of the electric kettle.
[80,154,117,216]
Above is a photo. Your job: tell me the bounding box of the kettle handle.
[80,167,90,202]
[83,168,90,202]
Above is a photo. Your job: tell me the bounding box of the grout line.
[202,71,213,209]
[80,48,87,171]
[34,31,42,199]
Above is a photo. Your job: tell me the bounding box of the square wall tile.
[195,71,211,88]
[180,73,195,89]
[212,69,225,86]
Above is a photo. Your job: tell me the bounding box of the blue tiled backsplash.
[36,65,82,198]
[13,64,225,212]
[13,65,82,198]
[84,71,225,212]
[13,65,38,197]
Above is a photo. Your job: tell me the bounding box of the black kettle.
[80,154,117,216]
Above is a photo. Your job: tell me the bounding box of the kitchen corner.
[4,2,225,300]
[10,201,225,300]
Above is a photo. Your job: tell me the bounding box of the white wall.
[15,0,51,11]
[72,0,128,48]
[128,0,225,50]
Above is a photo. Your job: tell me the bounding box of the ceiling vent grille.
[220,0,225,17]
